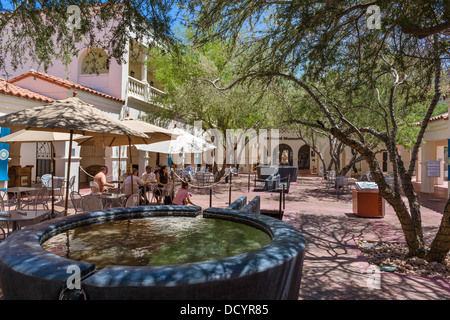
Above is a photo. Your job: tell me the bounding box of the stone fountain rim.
[0,205,306,289]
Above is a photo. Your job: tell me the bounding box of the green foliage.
[0,0,181,77]
[145,28,278,136]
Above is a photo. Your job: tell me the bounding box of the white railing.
[128,76,164,103]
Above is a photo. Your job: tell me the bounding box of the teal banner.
[0,127,10,181]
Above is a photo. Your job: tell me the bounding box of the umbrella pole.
[129,137,134,195]
[64,130,73,216]
[118,145,121,181]
[51,142,54,217]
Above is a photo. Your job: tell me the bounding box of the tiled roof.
[0,78,54,103]
[9,70,125,103]
[413,112,448,125]
[429,113,448,122]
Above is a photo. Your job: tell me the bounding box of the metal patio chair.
[125,193,141,207]
[81,195,103,213]
[70,191,84,214]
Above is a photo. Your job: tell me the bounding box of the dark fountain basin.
[0,200,306,300]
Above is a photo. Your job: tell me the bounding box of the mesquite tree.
[185,0,450,261]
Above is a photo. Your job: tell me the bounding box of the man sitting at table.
[123,168,150,204]
[93,166,115,193]
[141,165,156,191]
[142,165,156,182]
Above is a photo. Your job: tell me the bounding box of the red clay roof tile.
[9,70,124,103]
[0,78,54,103]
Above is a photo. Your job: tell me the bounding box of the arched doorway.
[298,145,310,170]
[278,144,293,166]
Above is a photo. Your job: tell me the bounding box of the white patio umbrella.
[0,130,85,216]
[135,126,216,168]
[0,94,153,215]
[135,126,215,154]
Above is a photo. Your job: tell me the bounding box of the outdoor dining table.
[99,193,127,207]
[109,180,124,188]
[0,209,51,234]
[7,186,41,210]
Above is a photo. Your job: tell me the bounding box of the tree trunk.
[372,169,424,257]
[338,152,363,176]
[426,197,450,262]
[331,128,424,256]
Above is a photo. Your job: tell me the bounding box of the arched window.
[276,144,293,166]
[80,48,110,74]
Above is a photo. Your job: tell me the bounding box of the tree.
[268,83,378,176]
[144,30,279,179]
[183,1,450,262]
[0,0,181,78]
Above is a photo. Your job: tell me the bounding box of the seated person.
[120,167,131,181]
[173,181,197,206]
[154,165,171,205]
[93,166,115,193]
[183,164,194,182]
[142,165,156,182]
[185,164,194,175]
[123,168,150,204]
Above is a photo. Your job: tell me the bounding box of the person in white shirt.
[123,168,149,204]
[141,165,157,192]
[142,165,156,182]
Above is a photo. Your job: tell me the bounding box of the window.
[81,48,110,74]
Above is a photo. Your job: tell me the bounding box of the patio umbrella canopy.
[0,95,154,214]
[0,97,152,141]
[0,129,85,216]
[73,116,176,146]
[0,130,84,143]
[135,127,216,154]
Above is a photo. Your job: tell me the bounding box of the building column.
[437,145,445,186]
[141,52,148,83]
[104,146,128,181]
[420,141,436,194]
[53,140,81,192]
[138,150,149,176]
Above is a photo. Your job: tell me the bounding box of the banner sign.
[0,127,10,181]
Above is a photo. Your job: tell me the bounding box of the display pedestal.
[8,165,33,187]
[352,189,385,218]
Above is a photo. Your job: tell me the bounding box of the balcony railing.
[127,76,164,103]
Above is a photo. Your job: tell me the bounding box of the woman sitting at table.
[154,165,171,205]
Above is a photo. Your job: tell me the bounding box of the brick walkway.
[1,175,449,300]
[189,175,450,300]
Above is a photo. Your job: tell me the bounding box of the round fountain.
[0,201,305,300]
